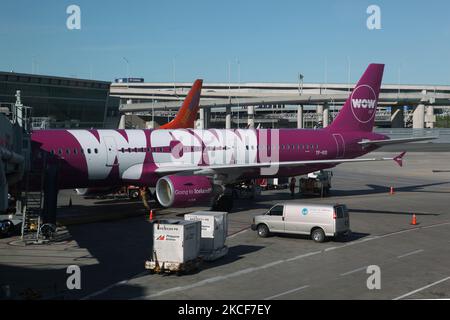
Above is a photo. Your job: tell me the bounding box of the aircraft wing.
[154,152,406,176]
[358,136,437,147]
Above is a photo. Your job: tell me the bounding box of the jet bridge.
[0,91,30,237]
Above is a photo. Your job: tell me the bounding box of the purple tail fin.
[327,63,384,133]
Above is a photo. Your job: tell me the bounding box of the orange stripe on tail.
[159,79,203,129]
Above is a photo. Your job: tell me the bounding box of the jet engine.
[155,175,213,208]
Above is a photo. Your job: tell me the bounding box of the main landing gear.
[211,186,234,212]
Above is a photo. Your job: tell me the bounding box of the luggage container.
[145,219,202,274]
[184,211,228,261]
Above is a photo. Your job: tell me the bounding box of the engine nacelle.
[155,175,213,208]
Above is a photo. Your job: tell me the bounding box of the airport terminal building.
[0,71,119,129]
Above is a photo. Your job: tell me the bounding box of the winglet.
[394,151,406,167]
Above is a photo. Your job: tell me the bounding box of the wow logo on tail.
[350,84,377,123]
[327,63,384,133]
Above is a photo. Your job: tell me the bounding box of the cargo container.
[184,211,228,261]
[145,219,202,274]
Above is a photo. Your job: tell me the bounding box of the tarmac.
[1,147,449,300]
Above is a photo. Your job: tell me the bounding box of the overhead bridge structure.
[111,81,450,129]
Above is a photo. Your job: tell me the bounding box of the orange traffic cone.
[390,187,395,195]
[411,214,418,226]
[149,210,154,221]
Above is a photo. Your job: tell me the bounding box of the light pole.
[298,73,304,95]
[173,57,177,96]
[152,99,155,124]
[237,59,241,129]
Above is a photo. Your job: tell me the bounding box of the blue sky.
[1,0,450,85]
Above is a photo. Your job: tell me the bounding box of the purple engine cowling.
[155,175,213,208]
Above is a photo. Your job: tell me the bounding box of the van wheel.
[311,228,325,243]
[257,224,270,238]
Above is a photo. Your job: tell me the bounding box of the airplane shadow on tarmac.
[250,181,450,203]
[0,214,155,300]
[348,208,440,216]
[331,181,450,197]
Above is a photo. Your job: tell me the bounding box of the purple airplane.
[30,64,434,212]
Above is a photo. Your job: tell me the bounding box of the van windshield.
[268,205,284,216]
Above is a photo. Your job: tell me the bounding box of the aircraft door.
[104,136,118,166]
[332,134,345,158]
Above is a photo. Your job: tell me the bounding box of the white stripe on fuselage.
[149,129,258,167]
[68,129,259,181]
[68,130,146,180]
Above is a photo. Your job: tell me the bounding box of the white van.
[251,202,350,242]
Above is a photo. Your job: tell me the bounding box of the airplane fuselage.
[30,128,386,190]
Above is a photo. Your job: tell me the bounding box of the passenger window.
[73,149,78,155]
[87,148,91,154]
[66,149,70,155]
[50,150,55,155]
[269,205,284,216]
[94,148,98,154]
